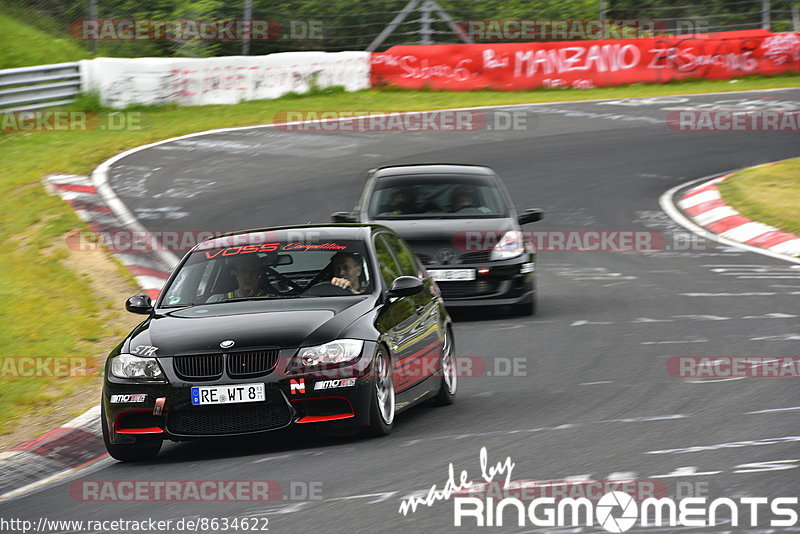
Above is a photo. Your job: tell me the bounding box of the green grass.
[0,247,105,429]
[718,158,800,237]
[1,73,800,435]
[0,13,91,69]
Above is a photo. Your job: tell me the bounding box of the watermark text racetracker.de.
[459,18,708,41]
[0,356,93,377]
[273,110,531,132]
[69,479,322,502]
[667,110,800,132]
[2,111,145,132]
[274,355,526,380]
[668,356,800,378]
[453,229,707,252]
[398,447,800,531]
[69,19,323,41]
[0,517,270,533]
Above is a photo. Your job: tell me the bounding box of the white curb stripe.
[694,206,739,225]
[771,239,800,256]
[64,405,102,437]
[57,190,97,202]
[44,174,91,186]
[720,221,777,242]
[114,252,173,270]
[661,172,800,264]
[679,190,721,208]
[135,275,168,289]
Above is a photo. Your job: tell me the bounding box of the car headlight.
[489,230,524,261]
[110,354,165,380]
[297,339,364,366]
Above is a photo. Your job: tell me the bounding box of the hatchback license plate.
[428,269,476,281]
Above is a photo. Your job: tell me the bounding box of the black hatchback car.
[103,225,455,461]
[332,164,543,315]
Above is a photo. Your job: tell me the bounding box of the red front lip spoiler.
[296,414,354,423]
[115,427,164,434]
[291,396,355,424]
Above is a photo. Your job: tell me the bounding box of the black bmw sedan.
[102,225,455,461]
[332,164,543,315]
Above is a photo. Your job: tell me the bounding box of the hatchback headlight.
[110,354,164,380]
[297,339,364,366]
[489,230,524,261]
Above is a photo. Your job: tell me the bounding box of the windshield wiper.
[214,295,295,303]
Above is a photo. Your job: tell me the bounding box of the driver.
[330,252,366,294]
[380,187,417,215]
[450,185,479,212]
[207,254,269,302]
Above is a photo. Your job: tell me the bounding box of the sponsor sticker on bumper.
[313,378,357,390]
[110,393,147,403]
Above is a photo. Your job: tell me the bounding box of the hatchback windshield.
[369,174,509,219]
[160,238,372,307]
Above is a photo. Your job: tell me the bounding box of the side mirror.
[126,294,153,315]
[388,276,423,298]
[331,211,358,223]
[518,208,544,225]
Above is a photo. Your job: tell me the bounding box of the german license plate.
[428,269,476,281]
[191,383,265,405]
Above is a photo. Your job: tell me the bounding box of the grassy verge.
[1,74,799,439]
[718,158,800,236]
[0,13,90,68]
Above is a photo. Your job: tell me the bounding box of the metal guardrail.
[0,62,82,113]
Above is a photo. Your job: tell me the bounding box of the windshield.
[369,174,509,220]
[160,239,372,307]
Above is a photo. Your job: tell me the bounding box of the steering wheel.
[263,266,304,294]
[301,282,354,297]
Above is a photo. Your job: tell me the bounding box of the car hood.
[374,218,516,262]
[374,217,513,240]
[125,297,374,356]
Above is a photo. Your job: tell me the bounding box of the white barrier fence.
[80,51,371,108]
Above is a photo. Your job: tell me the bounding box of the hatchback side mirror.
[518,208,544,225]
[388,276,423,297]
[126,294,154,315]
[331,211,358,223]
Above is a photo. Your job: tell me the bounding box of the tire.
[101,405,162,462]
[362,347,395,437]
[431,327,456,406]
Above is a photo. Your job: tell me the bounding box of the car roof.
[191,224,391,252]
[372,163,495,178]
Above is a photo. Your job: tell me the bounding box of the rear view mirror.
[126,294,153,315]
[331,211,358,223]
[264,254,293,266]
[519,208,544,225]
[388,276,423,297]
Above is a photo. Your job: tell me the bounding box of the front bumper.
[103,344,377,443]
[428,254,535,307]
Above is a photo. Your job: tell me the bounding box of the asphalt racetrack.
[3,89,800,533]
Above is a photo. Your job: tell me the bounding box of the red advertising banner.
[371,30,800,91]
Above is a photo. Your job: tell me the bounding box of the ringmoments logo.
[398,448,800,531]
